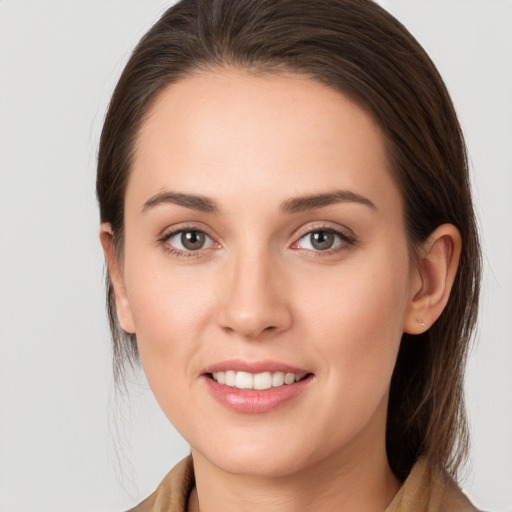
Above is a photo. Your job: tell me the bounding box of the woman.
[97,0,481,510]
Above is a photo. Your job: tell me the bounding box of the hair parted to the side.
[96,0,481,482]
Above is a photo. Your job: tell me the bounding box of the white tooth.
[216,371,225,385]
[254,372,272,390]
[235,371,254,389]
[295,373,306,382]
[284,372,296,385]
[225,370,236,387]
[272,371,285,387]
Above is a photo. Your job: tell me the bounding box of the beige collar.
[128,456,479,512]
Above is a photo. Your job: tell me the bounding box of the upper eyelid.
[159,222,216,240]
[292,221,355,240]
[293,228,353,248]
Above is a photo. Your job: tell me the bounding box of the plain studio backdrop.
[0,1,511,511]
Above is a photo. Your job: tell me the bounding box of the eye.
[161,229,216,253]
[294,228,352,252]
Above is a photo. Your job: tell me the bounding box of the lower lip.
[203,375,312,413]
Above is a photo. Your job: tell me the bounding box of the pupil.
[182,231,205,250]
[311,231,334,250]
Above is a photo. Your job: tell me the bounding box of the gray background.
[0,1,511,511]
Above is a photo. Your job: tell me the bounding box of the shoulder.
[126,456,195,512]
[386,458,480,512]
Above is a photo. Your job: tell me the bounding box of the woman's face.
[114,70,420,477]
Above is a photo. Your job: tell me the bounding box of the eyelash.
[157,225,356,260]
[157,225,216,259]
[292,225,356,257]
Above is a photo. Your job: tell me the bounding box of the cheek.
[300,248,410,396]
[123,264,219,434]
[122,251,216,382]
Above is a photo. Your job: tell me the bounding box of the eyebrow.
[141,189,376,215]
[280,190,377,213]
[141,191,220,214]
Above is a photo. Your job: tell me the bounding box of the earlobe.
[99,224,136,334]
[403,224,462,334]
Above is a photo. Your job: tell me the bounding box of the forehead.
[129,68,399,213]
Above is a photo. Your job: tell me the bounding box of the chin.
[192,435,321,479]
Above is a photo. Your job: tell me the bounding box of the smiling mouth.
[207,371,311,390]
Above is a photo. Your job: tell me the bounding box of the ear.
[403,224,462,334]
[99,223,135,334]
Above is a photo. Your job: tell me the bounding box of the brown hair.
[96,0,481,481]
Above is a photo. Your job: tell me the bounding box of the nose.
[216,248,292,340]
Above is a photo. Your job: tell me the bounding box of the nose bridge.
[217,242,291,339]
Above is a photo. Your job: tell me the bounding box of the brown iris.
[181,231,206,250]
[310,231,335,250]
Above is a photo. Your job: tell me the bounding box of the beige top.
[128,456,479,512]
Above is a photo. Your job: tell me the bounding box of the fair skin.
[100,69,461,512]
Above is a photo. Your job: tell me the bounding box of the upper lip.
[202,359,311,375]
